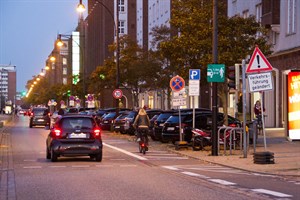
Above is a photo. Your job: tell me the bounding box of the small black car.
[29,107,50,128]
[46,115,103,162]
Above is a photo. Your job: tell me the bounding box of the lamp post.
[56,33,86,110]
[77,0,120,113]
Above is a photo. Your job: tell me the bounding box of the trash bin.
[247,120,258,144]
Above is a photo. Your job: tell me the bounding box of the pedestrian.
[254,100,265,118]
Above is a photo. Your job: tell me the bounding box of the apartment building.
[0,65,16,113]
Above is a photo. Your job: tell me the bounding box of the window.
[118,20,125,34]
[118,0,125,12]
[242,9,249,18]
[62,57,67,65]
[63,78,67,85]
[287,0,296,34]
[255,4,262,23]
[63,67,67,75]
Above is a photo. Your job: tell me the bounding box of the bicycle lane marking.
[103,142,148,161]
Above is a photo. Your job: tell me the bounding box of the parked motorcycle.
[191,129,211,151]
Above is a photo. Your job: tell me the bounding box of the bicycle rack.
[217,127,243,155]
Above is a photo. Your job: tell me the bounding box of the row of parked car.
[96,108,241,144]
[25,106,241,145]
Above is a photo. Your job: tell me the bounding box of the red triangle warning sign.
[246,47,273,73]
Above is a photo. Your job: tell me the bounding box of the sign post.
[170,75,187,150]
[246,46,274,152]
[189,69,200,129]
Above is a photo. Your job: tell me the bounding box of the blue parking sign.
[189,69,200,80]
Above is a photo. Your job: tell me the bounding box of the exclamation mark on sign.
[256,55,260,68]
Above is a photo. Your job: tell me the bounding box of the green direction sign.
[207,64,225,82]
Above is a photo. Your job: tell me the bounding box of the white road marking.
[252,189,293,198]
[162,166,180,171]
[103,142,148,160]
[23,159,35,162]
[71,165,90,168]
[120,165,137,167]
[49,166,67,168]
[181,171,210,179]
[251,173,278,178]
[209,179,237,186]
[23,166,42,169]
[144,156,188,160]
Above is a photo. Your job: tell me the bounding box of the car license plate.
[37,119,44,122]
[104,121,108,124]
[115,126,120,128]
[167,127,175,131]
[159,124,164,127]
[69,133,88,139]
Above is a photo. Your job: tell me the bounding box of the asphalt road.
[1,115,299,200]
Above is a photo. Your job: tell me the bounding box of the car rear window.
[62,118,94,129]
[33,109,48,116]
[156,113,174,121]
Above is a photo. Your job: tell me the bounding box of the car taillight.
[93,128,101,139]
[30,112,34,116]
[52,128,62,138]
[181,123,188,128]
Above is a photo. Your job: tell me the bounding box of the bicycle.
[136,128,149,154]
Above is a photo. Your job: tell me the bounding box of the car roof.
[60,114,94,119]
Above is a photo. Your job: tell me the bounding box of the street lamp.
[77,0,120,113]
[56,33,86,110]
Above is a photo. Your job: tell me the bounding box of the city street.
[0,116,299,200]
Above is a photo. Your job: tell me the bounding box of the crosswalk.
[162,164,294,199]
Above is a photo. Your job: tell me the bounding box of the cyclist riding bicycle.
[133,108,150,146]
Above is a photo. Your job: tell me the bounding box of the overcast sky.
[0,0,87,92]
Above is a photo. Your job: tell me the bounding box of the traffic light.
[21,91,26,97]
[227,64,241,91]
[67,90,71,97]
[73,74,79,85]
[99,74,105,80]
[227,66,237,90]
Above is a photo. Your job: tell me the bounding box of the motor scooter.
[191,129,212,151]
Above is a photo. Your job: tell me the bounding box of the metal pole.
[116,2,120,116]
[211,0,218,156]
[261,92,267,150]
[242,59,247,158]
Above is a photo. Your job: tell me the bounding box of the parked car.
[113,111,137,134]
[161,111,241,143]
[152,110,178,141]
[46,115,102,162]
[29,107,50,128]
[151,108,209,141]
[100,111,126,131]
[149,114,159,140]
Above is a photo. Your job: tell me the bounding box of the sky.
[0,0,87,92]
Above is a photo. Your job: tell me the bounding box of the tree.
[150,0,272,123]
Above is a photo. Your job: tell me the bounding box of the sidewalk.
[169,128,300,178]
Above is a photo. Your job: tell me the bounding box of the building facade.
[0,65,16,113]
[228,0,300,128]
